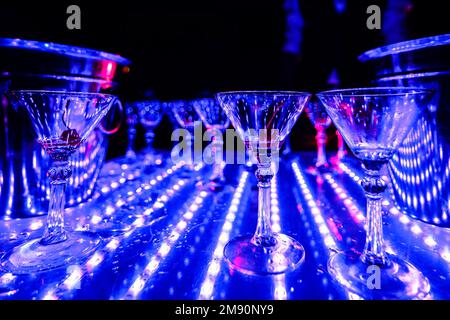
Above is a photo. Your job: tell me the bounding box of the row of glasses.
[216,88,433,300]
[0,94,230,275]
[0,87,433,301]
[106,97,229,181]
[169,98,230,188]
[78,100,165,238]
[103,100,163,178]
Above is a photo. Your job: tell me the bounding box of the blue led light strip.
[41,162,196,300]
[271,170,287,300]
[198,171,249,300]
[123,189,210,299]
[322,172,365,224]
[292,162,338,251]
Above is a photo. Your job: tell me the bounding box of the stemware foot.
[328,252,430,299]
[0,231,101,274]
[224,233,305,275]
[84,214,135,238]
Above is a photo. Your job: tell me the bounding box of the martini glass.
[305,98,332,170]
[216,91,311,275]
[103,101,139,177]
[139,100,163,166]
[318,87,433,299]
[1,90,117,274]
[172,100,200,172]
[193,98,230,189]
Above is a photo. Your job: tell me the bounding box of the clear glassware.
[318,87,433,299]
[139,100,163,165]
[124,102,140,159]
[216,91,311,275]
[305,98,332,169]
[172,100,200,171]
[336,130,347,160]
[193,98,230,189]
[1,90,118,274]
[102,101,139,178]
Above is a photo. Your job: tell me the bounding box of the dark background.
[1,0,449,156]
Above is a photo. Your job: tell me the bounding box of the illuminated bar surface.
[0,152,448,300]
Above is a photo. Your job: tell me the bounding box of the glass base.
[328,252,430,299]
[0,231,101,274]
[224,234,305,275]
[86,214,134,238]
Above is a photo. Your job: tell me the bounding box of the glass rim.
[0,37,131,65]
[216,90,311,96]
[9,90,117,98]
[317,87,434,97]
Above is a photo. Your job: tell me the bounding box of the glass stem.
[145,130,155,151]
[361,166,389,266]
[210,161,225,181]
[252,162,276,246]
[209,133,225,181]
[336,130,346,159]
[144,130,156,166]
[40,156,72,245]
[126,125,136,155]
[315,126,328,167]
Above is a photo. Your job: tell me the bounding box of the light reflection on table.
[0,152,449,300]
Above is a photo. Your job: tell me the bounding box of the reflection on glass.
[216,91,311,275]
[1,91,117,274]
[318,87,433,299]
[389,114,450,227]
